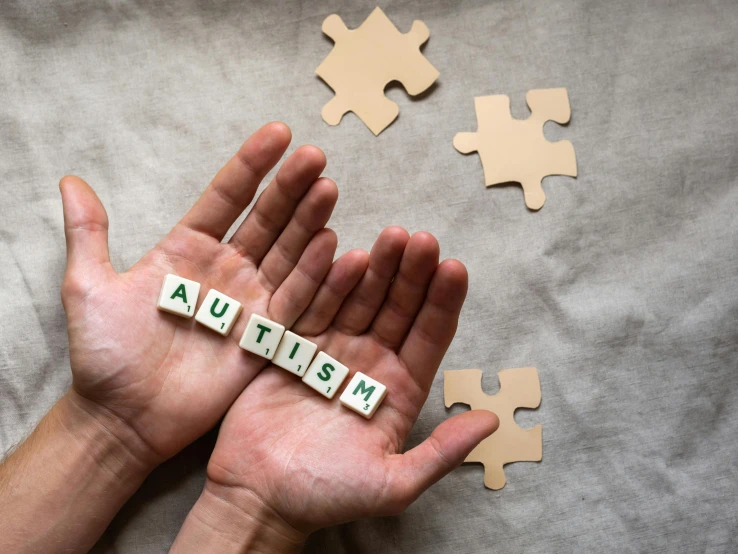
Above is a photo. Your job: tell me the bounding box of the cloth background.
[1,0,737,552]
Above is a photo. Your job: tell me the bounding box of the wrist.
[57,388,160,480]
[0,391,156,552]
[170,479,307,554]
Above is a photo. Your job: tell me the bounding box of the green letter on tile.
[289,342,300,359]
[256,324,271,343]
[210,298,229,318]
[318,363,334,381]
[170,284,188,303]
[352,380,375,401]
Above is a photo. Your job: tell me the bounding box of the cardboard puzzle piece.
[444,367,542,490]
[316,7,439,135]
[453,88,577,210]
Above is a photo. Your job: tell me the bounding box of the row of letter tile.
[156,274,387,418]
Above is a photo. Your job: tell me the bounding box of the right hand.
[59,122,364,468]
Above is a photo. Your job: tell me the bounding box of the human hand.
[175,228,499,550]
[60,122,358,467]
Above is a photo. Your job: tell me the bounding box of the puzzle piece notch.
[453,88,577,210]
[316,7,439,135]
[444,367,542,490]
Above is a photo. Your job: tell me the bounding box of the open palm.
[60,122,364,463]
[205,228,499,533]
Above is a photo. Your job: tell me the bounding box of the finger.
[257,177,338,292]
[59,176,114,296]
[398,259,468,391]
[229,145,327,264]
[291,248,369,336]
[370,232,439,350]
[268,228,338,327]
[385,410,498,512]
[333,226,409,335]
[179,122,292,240]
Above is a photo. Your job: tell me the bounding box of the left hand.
[60,122,361,466]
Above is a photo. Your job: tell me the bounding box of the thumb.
[385,410,499,512]
[59,175,113,296]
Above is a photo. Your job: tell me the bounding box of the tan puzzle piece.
[453,88,577,210]
[316,7,439,135]
[444,367,542,490]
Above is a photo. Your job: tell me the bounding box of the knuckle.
[61,272,89,301]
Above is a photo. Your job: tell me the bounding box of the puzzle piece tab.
[444,367,542,490]
[454,88,577,210]
[316,7,439,135]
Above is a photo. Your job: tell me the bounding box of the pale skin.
[0,122,498,553]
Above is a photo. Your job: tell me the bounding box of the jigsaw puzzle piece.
[444,367,542,490]
[454,89,577,209]
[316,7,439,135]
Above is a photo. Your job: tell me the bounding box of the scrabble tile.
[238,314,285,359]
[156,274,200,318]
[301,351,349,399]
[272,331,317,376]
[194,289,242,336]
[339,372,388,419]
